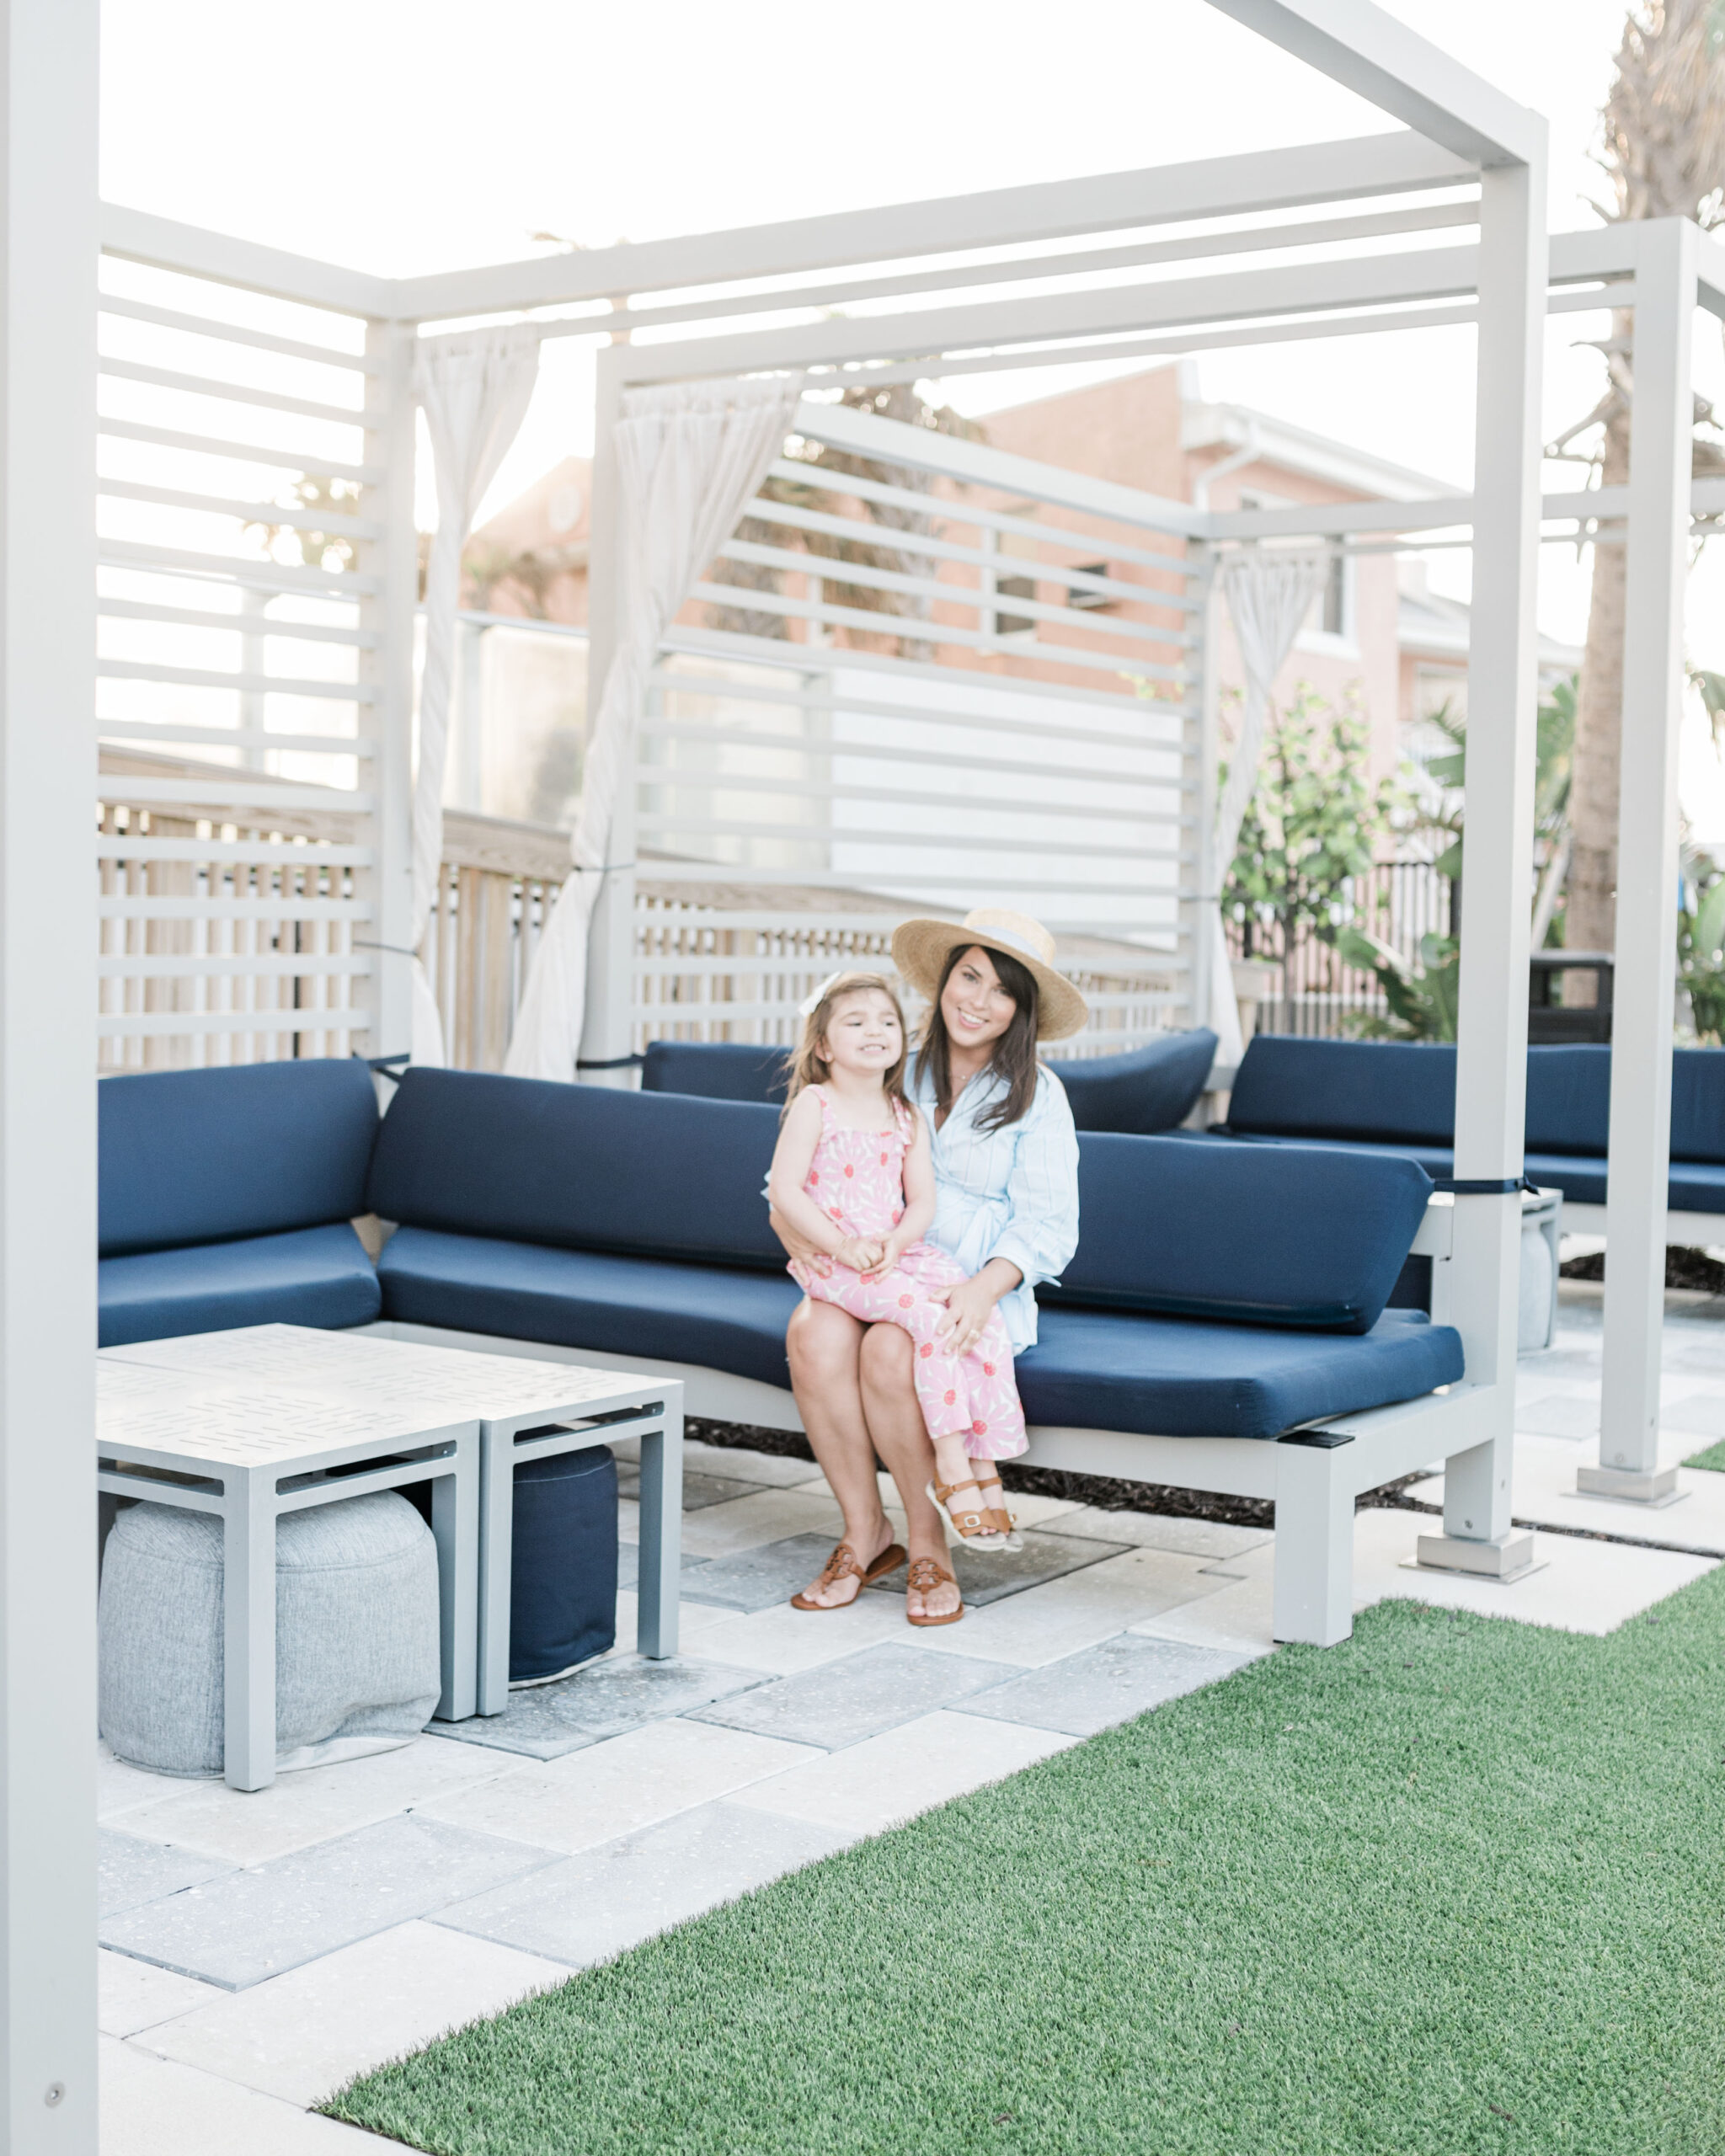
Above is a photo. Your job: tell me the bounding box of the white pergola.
[4,0,1707,2136]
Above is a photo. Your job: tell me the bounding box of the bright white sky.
[97,0,1725,835]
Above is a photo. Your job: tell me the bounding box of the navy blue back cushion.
[1522,1045,1610,1156]
[1045,1131,1432,1335]
[1227,1036,1457,1145]
[1670,1047,1725,1163]
[366,1067,784,1270]
[99,1059,380,1258]
[1045,1029,1216,1134]
[641,1040,793,1106]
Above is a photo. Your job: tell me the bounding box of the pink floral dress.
[788,1086,1027,1460]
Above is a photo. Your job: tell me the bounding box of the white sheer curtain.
[505,372,806,1081]
[1209,549,1329,1064]
[409,325,541,1065]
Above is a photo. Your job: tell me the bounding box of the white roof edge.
[1182,397,1465,504]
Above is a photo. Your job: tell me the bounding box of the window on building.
[1321,551,1348,638]
[994,574,1037,636]
[1065,562,1112,610]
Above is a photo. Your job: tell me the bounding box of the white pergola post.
[364,319,420,1062]
[1583,217,1696,1507]
[1,0,99,2143]
[577,352,638,1085]
[1414,153,1546,1580]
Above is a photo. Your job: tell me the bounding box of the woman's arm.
[862,1106,936,1277]
[982,1072,1081,1292]
[767,1092,880,1272]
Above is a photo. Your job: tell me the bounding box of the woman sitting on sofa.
[769,909,1082,1626]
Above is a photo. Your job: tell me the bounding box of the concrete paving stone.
[665,1532,857,1614]
[1661,1391,1725,1438]
[1512,1392,1604,1440]
[108,1734,521,1868]
[734,1708,1077,1840]
[680,1438,825,1487]
[98,1949,224,2039]
[1053,1506,1274,1561]
[670,1591,910,1675]
[612,1587,745,1652]
[615,1465,761,1511]
[867,1527,1125,1609]
[99,1831,233,1920]
[136,1919,569,2108]
[99,2035,382,2153]
[438,1798,849,1969]
[691,1641,1022,1749]
[1130,1573,1280,1657]
[98,1743,193,1824]
[956,1632,1252,1737]
[432,1654,768,1762]
[614,1544,714,1593]
[417,1718,814,1855]
[903,1546,1228,1667]
[677,1486,844,1559]
[99,1813,560,1991]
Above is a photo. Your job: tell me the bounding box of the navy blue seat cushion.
[1226,1036,1456,1145]
[1045,1030,1217,1135]
[1019,1305,1464,1440]
[641,1040,793,1105]
[377,1227,802,1390]
[1049,1132,1432,1334]
[366,1068,783,1271]
[100,1058,379,1257]
[99,1222,381,1348]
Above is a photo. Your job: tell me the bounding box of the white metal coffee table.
[103,1325,684,1726]
[95,1353,483,1793]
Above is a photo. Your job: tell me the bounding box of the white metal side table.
[95,1354,482,1793]
[103,1325,684,1721]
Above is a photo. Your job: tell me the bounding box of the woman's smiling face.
[939,945,1017,1054]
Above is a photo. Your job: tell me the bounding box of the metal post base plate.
[1576,1461,1682,1507]
[1413,1528,1539,1582]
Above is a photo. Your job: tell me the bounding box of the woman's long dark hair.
[916,943,1040,1134]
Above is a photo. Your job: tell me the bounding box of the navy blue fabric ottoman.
[510,1444,618,1684]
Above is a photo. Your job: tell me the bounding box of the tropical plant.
[1334,926,1461,1041]
[1224,685,1402,1013]
[243,474,364,576]
[1680,846,1725,1038]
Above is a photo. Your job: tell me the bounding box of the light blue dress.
[906,1059,1081,1353]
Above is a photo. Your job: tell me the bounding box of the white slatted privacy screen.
[633,405,1204,1054]
[96,248,385,1069]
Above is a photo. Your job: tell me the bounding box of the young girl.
[767,970,1025,1550]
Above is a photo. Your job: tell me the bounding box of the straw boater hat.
[890,908,1088,1043]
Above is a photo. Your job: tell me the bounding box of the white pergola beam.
[390,131,1473,324]
[99,203,394,319]
[1205,0,1544,168]
[2,0,99,2144]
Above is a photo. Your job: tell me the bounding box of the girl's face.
[940,945,1017,1054]
[819,989,904,1078]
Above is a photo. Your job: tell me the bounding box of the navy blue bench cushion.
[1672,1047,1725,1163]
[1226,1036,1456,1145]
[641,1040,793,1105]
[1020,1305,1464,1440]
[1522,1045,1610,1156]
[1045,1030,1217,1135]
[99,1223,380,1348]
[377,1227,801,1390]
[100,1059,379,1258]
[1049,1132,1431,1335]
[366,1069,784,1272]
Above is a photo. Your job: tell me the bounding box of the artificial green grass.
[1682,1440,1725,1472]
[328,1577,1725,2156]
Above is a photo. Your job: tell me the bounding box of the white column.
[1189,543,1220,1052]
[578,355,638,1086]
[1417,154,1545,1582]
[1583,218,1696,1506]
[362,320,419,1063]
[0,0,99,2143]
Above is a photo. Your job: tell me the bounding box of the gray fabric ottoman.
[99,1490,441,1778]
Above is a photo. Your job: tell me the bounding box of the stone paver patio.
[94,1281,1723,2150]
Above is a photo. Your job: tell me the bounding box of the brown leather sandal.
[789,1539,905,1610]
[927,1476,1003,1545]
[905,1555,964,1627]
[972,1475,1023,1550]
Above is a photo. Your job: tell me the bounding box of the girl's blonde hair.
[783,972,911,1118]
